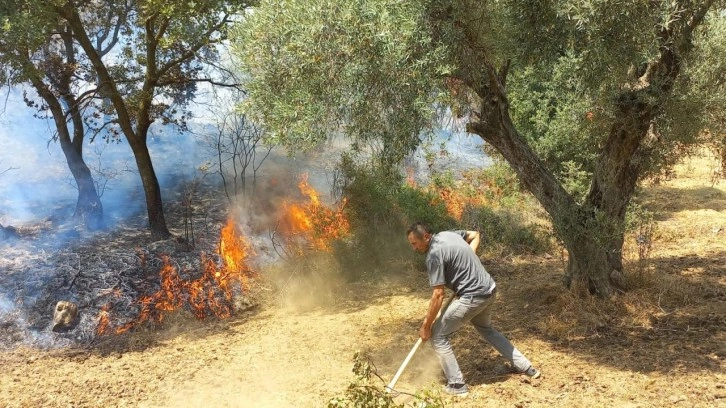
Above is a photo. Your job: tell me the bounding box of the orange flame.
[432,171,493,220]
[439,188,466,220]
[101,218,255,335]
[406,166,417,187]
[96,304,111,336]
[280,173,349,251]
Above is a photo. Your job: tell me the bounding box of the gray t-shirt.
[426,230,495,296]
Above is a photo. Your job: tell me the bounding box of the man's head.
[407,222,432,254]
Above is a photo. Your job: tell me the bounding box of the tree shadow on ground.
[239,248,725,387]
[314,248,724,392]
[640,186,726,217]
[492,252,725,377]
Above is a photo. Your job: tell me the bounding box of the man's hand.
[419,325,432,341]
[464,230,480,253]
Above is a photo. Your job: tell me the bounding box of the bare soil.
[0,153,724,408]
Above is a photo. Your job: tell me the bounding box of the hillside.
[0,152,724,408]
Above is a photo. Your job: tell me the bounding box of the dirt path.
[0,280,441,408]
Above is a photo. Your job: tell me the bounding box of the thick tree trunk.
[462,60,671,297]
[127,138,171,240]
[560,107,657,294]
[63,7,171,240]
[447,0,711,296]
[463,64,622,296]
[28,75,104,231]
[564,238,616,295]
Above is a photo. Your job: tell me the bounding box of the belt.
[459,287,497,300]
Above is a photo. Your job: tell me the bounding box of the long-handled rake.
[385,293,455,393]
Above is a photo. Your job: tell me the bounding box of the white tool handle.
[385,337,422,392]
[385,293,455,393]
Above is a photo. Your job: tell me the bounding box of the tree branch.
[59,6,139,143]
[96,0,129,57]
[0,166,17,175]
[157,14,232,78]
[156,77,243,89]
[86,117,120,143]
[685,0,715,37]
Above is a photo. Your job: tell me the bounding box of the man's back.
[426,230,495,296]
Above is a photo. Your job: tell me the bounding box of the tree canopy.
[233,0,725,295]
[2,0,252,239]
[233,0,453,166]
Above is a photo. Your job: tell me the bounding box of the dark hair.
[407,222,432,238]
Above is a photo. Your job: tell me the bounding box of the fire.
[220,220,249,276]
[438,187,467,220]
[406,166,417,187]
[296,174,320,207]
[98,218,255,335]
[431,172,493,220]
[96,304,111,336]
[280,173,350,251]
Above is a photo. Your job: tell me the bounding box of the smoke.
[0,79,491,352]
[0,293,12,314]
[0,86,210,228]
[0,86,222,349]
[0,83,348,349]
[406,129,492,186]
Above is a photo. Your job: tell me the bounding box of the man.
[406,222,540,397]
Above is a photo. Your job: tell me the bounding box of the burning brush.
[279,173,350,252]
[96,218,255,336]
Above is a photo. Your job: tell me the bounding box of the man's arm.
[419,285,445,341]
[463,230,480,253]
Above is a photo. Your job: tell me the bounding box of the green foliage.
[234,0,724,291]
[232,0,451,165]
[429,169,454,191]
[507,55,603,180]
[396,185,455,233]
[460,204,551,256]
[475,161,522,200]
[559,161,592,203]
[0,1,65,83]
[333,154,455,275]
[504,4,726,183]
[328,352,444,408]
[233,0,726,199]
[656,11,726,171]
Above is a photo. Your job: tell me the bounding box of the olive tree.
[54,0,253,240]
[233,0,725,296]
[0,0,108,230]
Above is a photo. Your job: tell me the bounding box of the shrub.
[334,156,454,277]
[460,205,551,256]
[328,352,444,408]
[334,152,553,277]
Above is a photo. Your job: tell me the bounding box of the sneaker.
[444,383,469,396]
[523,366,541,379]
